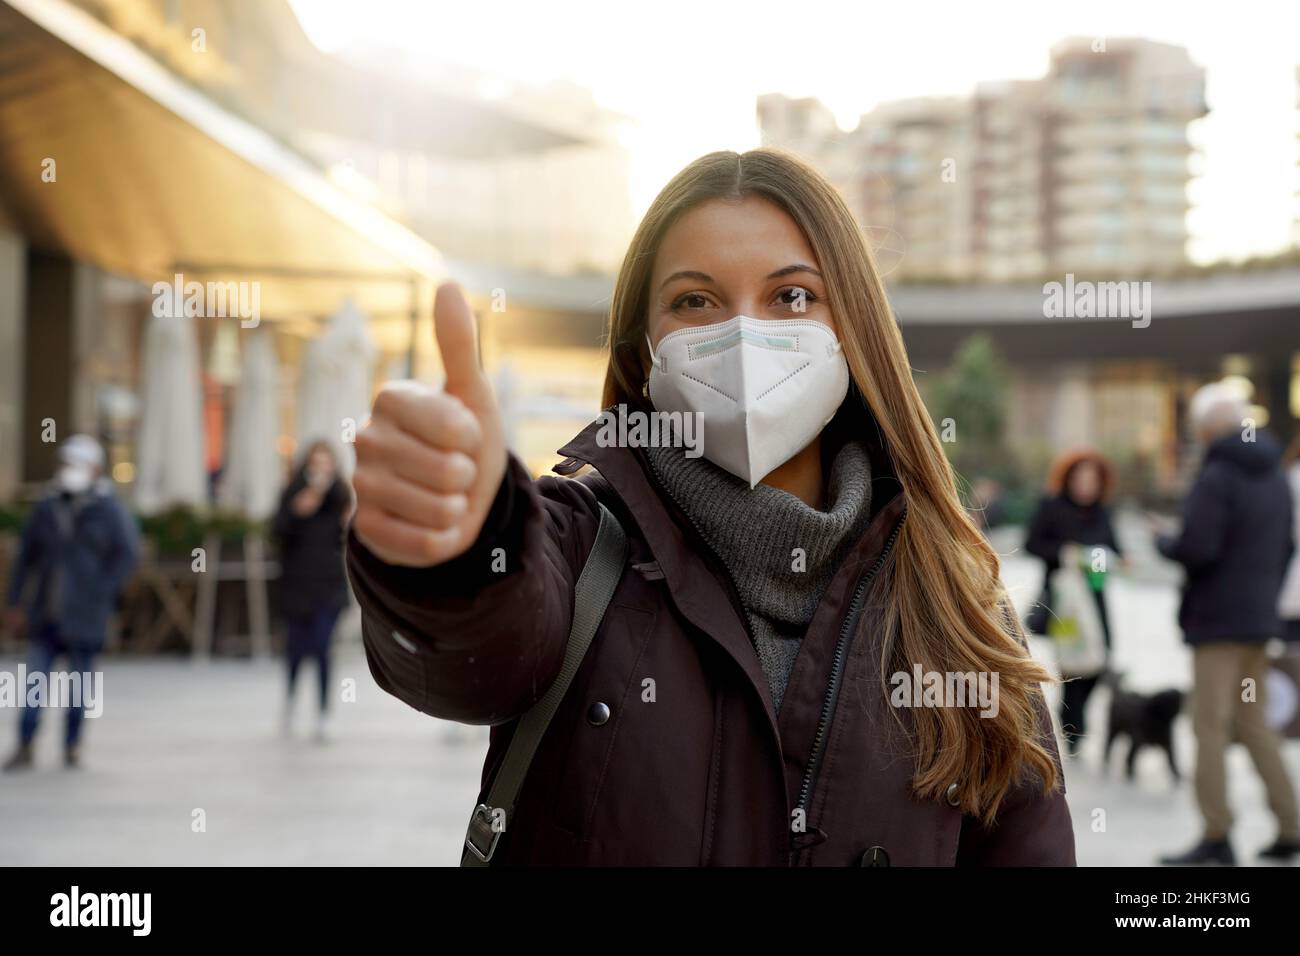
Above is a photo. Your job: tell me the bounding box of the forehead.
[652,195,818,280]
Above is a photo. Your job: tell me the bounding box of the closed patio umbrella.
[219,327,282,520]
[134,311,207,515]
[296,299,375,476]
[209,326,284,659]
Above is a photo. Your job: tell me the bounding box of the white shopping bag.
[1046,545,1108,678]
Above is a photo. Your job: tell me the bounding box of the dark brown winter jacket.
[345,402,1076,866]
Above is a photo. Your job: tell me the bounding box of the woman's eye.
[775,286,816,310]
[671,292,713,311]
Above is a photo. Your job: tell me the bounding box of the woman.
[346,149,1074,865]
[274,440,352,740]
[1024,449,1123,754]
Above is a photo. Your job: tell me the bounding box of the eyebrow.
[766,264,822,281]
[657,263,823,292]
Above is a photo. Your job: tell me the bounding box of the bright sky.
[288,0,1300,265]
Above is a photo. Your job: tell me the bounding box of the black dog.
[1103,674,1185,782]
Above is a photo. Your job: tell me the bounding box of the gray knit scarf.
[643,440,874,712]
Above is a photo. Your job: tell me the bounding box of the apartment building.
[760,37,1207,281]
[1041,37,1206,276]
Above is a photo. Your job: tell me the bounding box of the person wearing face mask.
[344,149,1075,866]
[273,440,353,741]
[3,434,140,771]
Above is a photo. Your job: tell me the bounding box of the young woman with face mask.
[346,149,1075,866]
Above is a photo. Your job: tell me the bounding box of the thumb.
[433,281,489,403]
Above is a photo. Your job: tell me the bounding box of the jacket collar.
[558,412,780,729]
[555,396,906,747]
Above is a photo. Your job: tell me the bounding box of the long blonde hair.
[602,148,1058,822]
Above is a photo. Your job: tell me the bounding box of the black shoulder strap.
[461,502,628,866]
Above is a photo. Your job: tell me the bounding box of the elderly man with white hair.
[1155,382,1299,865]
[3,434,139,771]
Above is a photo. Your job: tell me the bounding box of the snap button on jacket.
[346,410,1076,866]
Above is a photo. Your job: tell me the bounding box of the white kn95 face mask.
[646,315,849,487]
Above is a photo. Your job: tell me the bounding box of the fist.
[290,486,325,517]
[352,282,508,567]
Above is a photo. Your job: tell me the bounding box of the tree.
[928,334,1012,486]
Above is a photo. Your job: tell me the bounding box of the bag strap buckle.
[463,803,503,864]
[458,503,628,867]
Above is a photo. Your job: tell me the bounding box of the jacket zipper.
[794,508,906,829]
[630,444,906,862]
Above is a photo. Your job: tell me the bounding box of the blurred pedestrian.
[1156,383,1299,865]
[1024,448,1123,754]
[273,440,352,741]
[2,435,139,771]
[1280,434,1300,643]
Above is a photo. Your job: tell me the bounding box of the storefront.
[0,0,597,655]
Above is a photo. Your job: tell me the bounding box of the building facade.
[761,37,1207,282]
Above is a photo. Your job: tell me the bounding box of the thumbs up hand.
[352,282,508,567]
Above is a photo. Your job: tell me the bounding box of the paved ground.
[1,535,1297,866]
[0,640,489,866]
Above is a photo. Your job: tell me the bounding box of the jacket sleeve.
[107,497,141,595]
[6,505,44,608]
[1157,463,1229,570]
[275,482,351,544]
[271,484,302,543]
[1023,497,1061,569]
[345,455,602,725]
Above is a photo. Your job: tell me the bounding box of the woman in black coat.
[273,441,353,739]
[1024,448,1123,754]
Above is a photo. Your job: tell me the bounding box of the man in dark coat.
[3,435,139,770]
[1156,384,1299,864]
